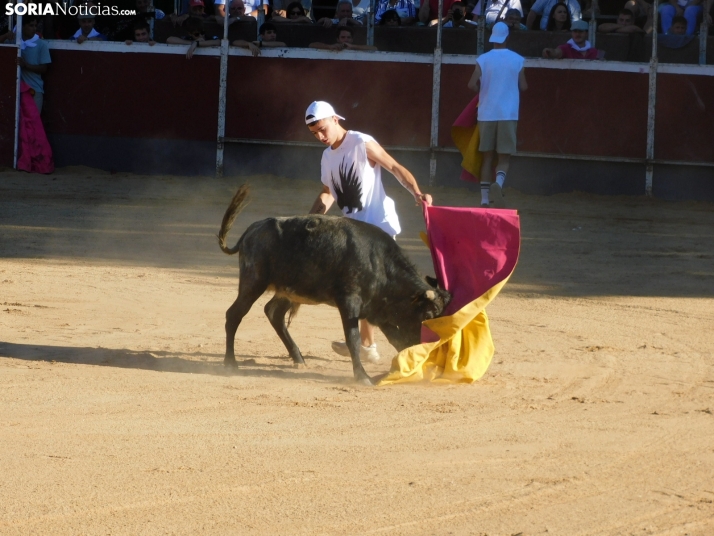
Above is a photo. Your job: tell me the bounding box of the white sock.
[496,171,506,188]
[480,182,490,205]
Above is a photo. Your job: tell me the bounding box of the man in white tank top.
[467,22,528,208]
[305,100,433,364]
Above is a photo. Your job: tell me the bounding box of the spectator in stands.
[318,1,363,27]
[658,0,703,35]
[272,1,314,22]
[599,8,644,32]
[505,7,527,29]
[71,14,107,42]
[125,20,157,44]
[433,1,479,27]
[542,19,600,58]
[136,0,166,20]
[233,22,287,55]
[309,26,376,49]
[419,0,458,24]
[167,17,220,58]
[171,0,214,26]
[379,8,402,24]
[374,0,417,24]
[0,16,51,113]
[214,0,257,25]
[215,0,266,18]
[545,2,571,30]
[468,0,523,26]
[667,14,688,34]
[526,0,581,30]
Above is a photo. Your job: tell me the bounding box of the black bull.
[217,185,452,385]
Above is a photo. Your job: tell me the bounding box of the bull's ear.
[425,275,438,288]
[424,290,436,300]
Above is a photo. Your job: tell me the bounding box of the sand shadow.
[0,341,350,383]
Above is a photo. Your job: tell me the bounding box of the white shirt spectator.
[215,0,263,15]
[529,0,581,30]
[475,48,524,120]
[471,0,522,24]
[374,0,416,21]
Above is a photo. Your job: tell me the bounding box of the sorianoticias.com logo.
[4,2,133,16]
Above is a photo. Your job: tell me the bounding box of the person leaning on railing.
[542,19,601,58]
[526,0,581,30]
[309,25,377,49]
[599,8,645,33]
[233,22,287,56]
[167,17,220,59]
[71,13,107,43]
[125,20,157,45]
[317,0,364,27]
[271,1,314,22]
[374,0,417,25]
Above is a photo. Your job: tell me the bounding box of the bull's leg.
[225,277,266,367]
[337,300,372,386]
[264,296,305,365]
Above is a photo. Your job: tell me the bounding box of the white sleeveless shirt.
[320,131,401,236]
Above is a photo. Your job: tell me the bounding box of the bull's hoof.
[223,357,238,368]
[293,362,308,369]
[355,375,374,387]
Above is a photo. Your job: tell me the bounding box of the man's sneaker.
[490,182,505,208]
[480,203,490,208]
[331,341,382,364]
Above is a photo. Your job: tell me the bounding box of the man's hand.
[186,41,198,59]
[329,42,347,50]
[318,17,333,27]
[415,193,433,206]
[543,47,554,58]
[16,57,27,68]
[77,35,87,44]
[248,42,261,56]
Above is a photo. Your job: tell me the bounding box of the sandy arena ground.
[0,168,713,535]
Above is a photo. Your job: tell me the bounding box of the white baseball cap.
[305,101,345,125]
[489,21,509,43]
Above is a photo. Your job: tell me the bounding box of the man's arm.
[309,41,345,50]
[542,46,564,58]
[467,62,482,91]
[598,22,621,32]
[232,39,261,56]
[365,141,432,206]
[525,9,537,28]
[518,67,527,90]
[309,185,335,214]
[17,58,49,74]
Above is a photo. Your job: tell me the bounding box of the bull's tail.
[218,184,250,255]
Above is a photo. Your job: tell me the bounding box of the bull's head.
[378,284,452,352]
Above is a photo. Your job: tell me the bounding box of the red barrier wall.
[438,64,649,158]
[655,74,714,163]
[0,46,17,167]
[42,50,219,141]
[1,48,712,171]
[224,56,433,147]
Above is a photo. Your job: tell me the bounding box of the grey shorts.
[478,120,518,154]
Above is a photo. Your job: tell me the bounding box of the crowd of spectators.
[0,0,712,70]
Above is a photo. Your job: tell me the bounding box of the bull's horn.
[425,290,436,300]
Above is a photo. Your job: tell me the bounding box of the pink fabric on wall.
[17,81,54,174]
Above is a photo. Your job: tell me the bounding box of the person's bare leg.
[479,150,495,206]
[360,319,375,347]
[495,153,510,176]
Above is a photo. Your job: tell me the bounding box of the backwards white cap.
[305,101,345,124]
